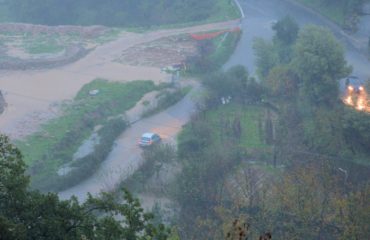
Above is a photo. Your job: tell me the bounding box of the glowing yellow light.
[356,98,365,111]
[348,86,354,91]
[345,96,353,105]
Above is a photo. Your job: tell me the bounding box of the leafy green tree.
[269,161,370,239]
[342,107,370,154]
[253,38,279,80]
[302,106,348,155]
[265,65,299,99]
[0,134,170,240]
[203,65,264,105]
[203,65,248,101]
[141,144,176,178]
[254,16,299,81]
[272,16,299,64]
[272,16,299,45]
[292,25,351,106]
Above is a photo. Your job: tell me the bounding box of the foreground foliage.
[0,134,169,240]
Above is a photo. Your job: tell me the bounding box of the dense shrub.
[48,118,128,192]
[4,0,231,27]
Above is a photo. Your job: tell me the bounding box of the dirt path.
[0,20,239,139]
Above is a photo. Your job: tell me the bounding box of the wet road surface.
[225,0,370,81]
[59,85,201,201]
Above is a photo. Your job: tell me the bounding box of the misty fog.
[0,0,369,239]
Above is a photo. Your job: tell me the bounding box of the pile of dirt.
[116,35,198,67]
[0,23,108,38]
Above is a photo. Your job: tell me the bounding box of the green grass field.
[204,104,267,149]
[209,0,242,22]
[24,38,64,55]
[17,80,156,181]
[179,103,268,153]
[208,30,241,69]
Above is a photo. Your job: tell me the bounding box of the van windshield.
[141,137,151,142]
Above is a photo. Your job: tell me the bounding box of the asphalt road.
[225,0,370,82]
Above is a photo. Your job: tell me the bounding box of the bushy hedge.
[39,118,128,192]
[141,87,192,118]
[187,31,241,74]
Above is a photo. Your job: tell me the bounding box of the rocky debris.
[0,90,6,114]
[117,35,198,67]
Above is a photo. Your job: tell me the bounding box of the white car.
[138,132,161,147]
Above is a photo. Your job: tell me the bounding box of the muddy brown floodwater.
[0,20,239,140]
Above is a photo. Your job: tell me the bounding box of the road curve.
[59,85,201,201]
[225,0,370,81]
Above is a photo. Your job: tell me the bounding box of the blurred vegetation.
[0,0,240,27]
[168,17,370,239]
[122,144,177,193]
[0,134,170,239]
[187,30,241,74]
[295,0,370,31]
[141,86,192,118]
[46,117,128,192]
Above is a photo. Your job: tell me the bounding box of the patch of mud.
[0,23,112,70]
[116,35,198,67]
[0,44,91,70]
[1,102,61,140]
